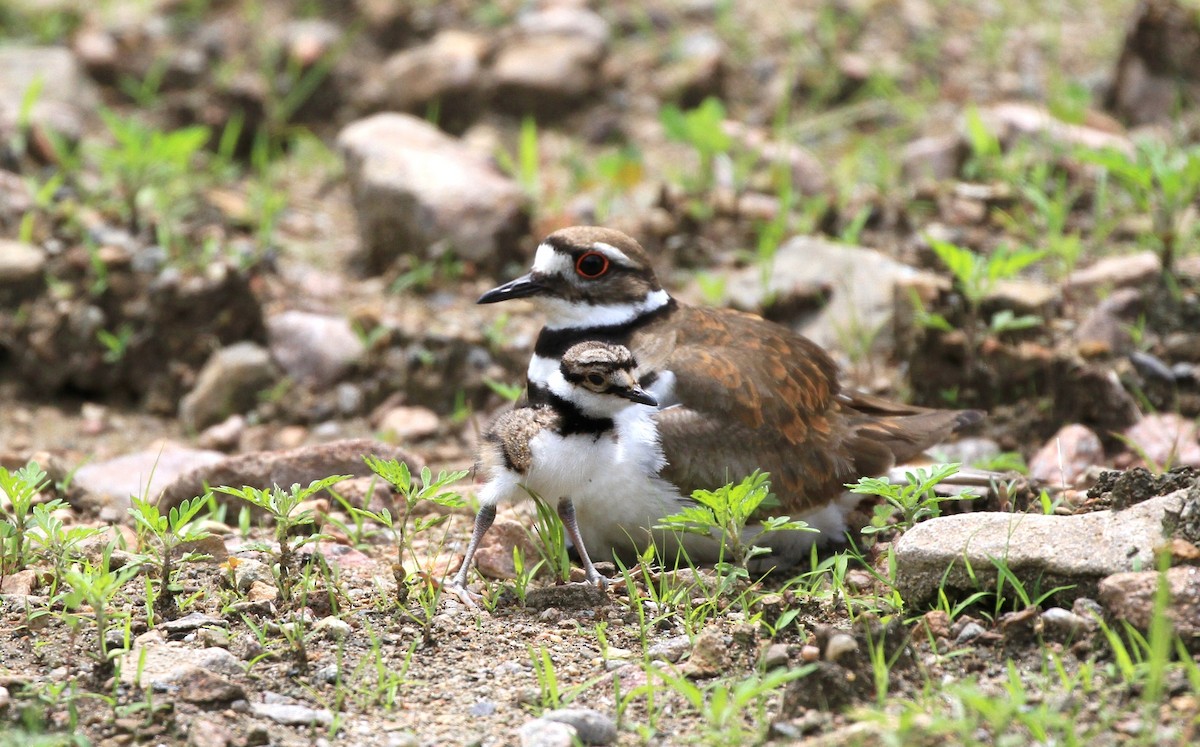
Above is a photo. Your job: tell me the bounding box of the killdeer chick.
[478,226,984,567]
[451,341,667,592]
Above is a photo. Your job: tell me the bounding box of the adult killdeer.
[478,226,983,563]
[451,341,677,590]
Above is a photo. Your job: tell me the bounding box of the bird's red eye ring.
[575,251,610,278]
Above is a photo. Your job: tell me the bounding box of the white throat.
[538,288,670,330]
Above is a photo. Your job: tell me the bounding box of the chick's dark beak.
[619,385,658,407]
[477,273,544,304]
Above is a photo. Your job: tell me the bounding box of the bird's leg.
[448,503,496,604]
[556,497,607,587]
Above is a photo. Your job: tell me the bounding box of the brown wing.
[634,305,860,512]
[634,305,982,512]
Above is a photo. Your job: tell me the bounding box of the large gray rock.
[337,113,528,273]
[266,311,364,389]
[118,630,242,687]
[0,240,46,305]
[894,490,1187,604]
[1099,565,1200,639]
[711,236,938,358]
[0,46,97,145]
[370,30,489,131]
[156,438,423,509]
[73,446,227,517]
[542,708,617,745]
[180,342,279,431]
[491,8,608,117]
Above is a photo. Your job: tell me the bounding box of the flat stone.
[118,633,242,687]
[267,311,364,389]
[524,582,609,611]
[1028,424,1105,488]
[156,438,421,510]
[337,113,528,273]
[180,342,279,431]
[518,718,577,747]
[984,279,1060,318]
[542,707,617,745]
[371,30,488,129]
[894,490,1187,604]
[972,102,1132,154]
[1099,565,1200,638]
[710,236,938,357]
[0,240,46,304]
[0,45,96,143]
[0,569,39,596]
[73,446,226,515]
[250,702,333,726]
[376,405,440,441]
[1068,252,1160,293]
[158,612,227,636]
[1122,414,1200,469]
[647,635,690,663]
[175,668,246,704]
[1038,607,1095,640]
[492,9,608,117]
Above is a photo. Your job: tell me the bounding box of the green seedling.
[661,96,733,193]
[924,238,1045,388]
[27,504,102,593]
[351,459,466,641]
[483,378,524,403]
[61,554,140,682]
[850,462,966,535]
[494,115,541,201]
[1,461,56,576]
[655,471,813,578]
[128,495,213,621]
[91,109,210,233]
[1080,139,1200,277]
[528,494,572,584]
[633,664,813,746]
[215,475,348,606]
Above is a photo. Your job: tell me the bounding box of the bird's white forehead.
[532,241,633,275]
[532,243,572,275]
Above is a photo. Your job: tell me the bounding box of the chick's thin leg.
[557,497,606,586]
[450,503,496,592]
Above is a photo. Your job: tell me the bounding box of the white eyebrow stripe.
[591,241,633,266]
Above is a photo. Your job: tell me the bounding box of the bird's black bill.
[477,273,544,304]
[619,386,658,407]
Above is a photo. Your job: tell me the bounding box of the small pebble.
[518,718,577,747]
[542,707,618,745]
[955,622,986,644]
[762,643,790,670]
[824,633,858,662]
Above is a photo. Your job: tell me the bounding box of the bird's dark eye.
[586,373,605,387]
[575,252,609,279]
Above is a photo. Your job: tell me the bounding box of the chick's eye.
[575,252,609,278]
[586,373,605,387]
